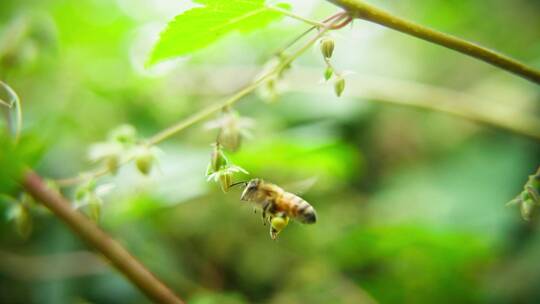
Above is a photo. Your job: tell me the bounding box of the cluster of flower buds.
[319,36,346,98]
[134,146,158,176]
[89,124,158,176]
[507,168,540,220]
[206,143,248,192]
[74,179,114,221]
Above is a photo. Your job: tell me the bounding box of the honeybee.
[240,178,317,239]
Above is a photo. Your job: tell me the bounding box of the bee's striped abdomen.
[277,192,317,224]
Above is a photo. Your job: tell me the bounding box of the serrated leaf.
[148,0,290,65]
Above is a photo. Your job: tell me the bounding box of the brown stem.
[328,0,540,85]
[21,170,184,304]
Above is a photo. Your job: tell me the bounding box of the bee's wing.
[283,177,318,195]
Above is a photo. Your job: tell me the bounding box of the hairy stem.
[327,0,540,85]
[22,170,184,304]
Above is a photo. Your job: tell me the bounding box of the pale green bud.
[110,124,137,145]
[135,147,154,176]
[324,66,333,81]
[320,37,335,59]
[210,144,228,172]
[75,187,89,201]
[12,204,32,238]
[530,173,540,189]
[219,172,232,193]
[87,194,102,222]
[334,77,346,97]
[521,199,535,221]
[106,154,120,175]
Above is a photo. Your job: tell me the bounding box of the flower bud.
[521,199,535,221]
[110,124,137,145]
[135,147,154,176]
[88,194,102,222]
[219,172,232,193]
[75,179,95,201]
[106,154,120,175]
[530,173,540,189]
[75,187,88,201]
[320,37,335,59]
[334,77,345,97]
[324,66,333,81]
[10,204,32,238]
[277,53,292,76]
[218,118,242,152]
[264,79,279,103]
[210,144,228,172]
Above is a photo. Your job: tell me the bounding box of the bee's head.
[240,178,262,201]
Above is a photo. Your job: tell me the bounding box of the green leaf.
[148,0,291,65]
[0,133,45,193]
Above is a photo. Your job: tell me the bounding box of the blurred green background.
[1,0,540,303]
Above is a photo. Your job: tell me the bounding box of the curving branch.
[327,0,540,85]
[22,170,184,304]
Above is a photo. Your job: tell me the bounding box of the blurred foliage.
[0,133,45,193]
[0,0,539,303]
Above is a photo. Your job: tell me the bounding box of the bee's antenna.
[230,181,248,188]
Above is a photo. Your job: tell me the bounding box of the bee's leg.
[262,201,271,225]
[270,225,277,240]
